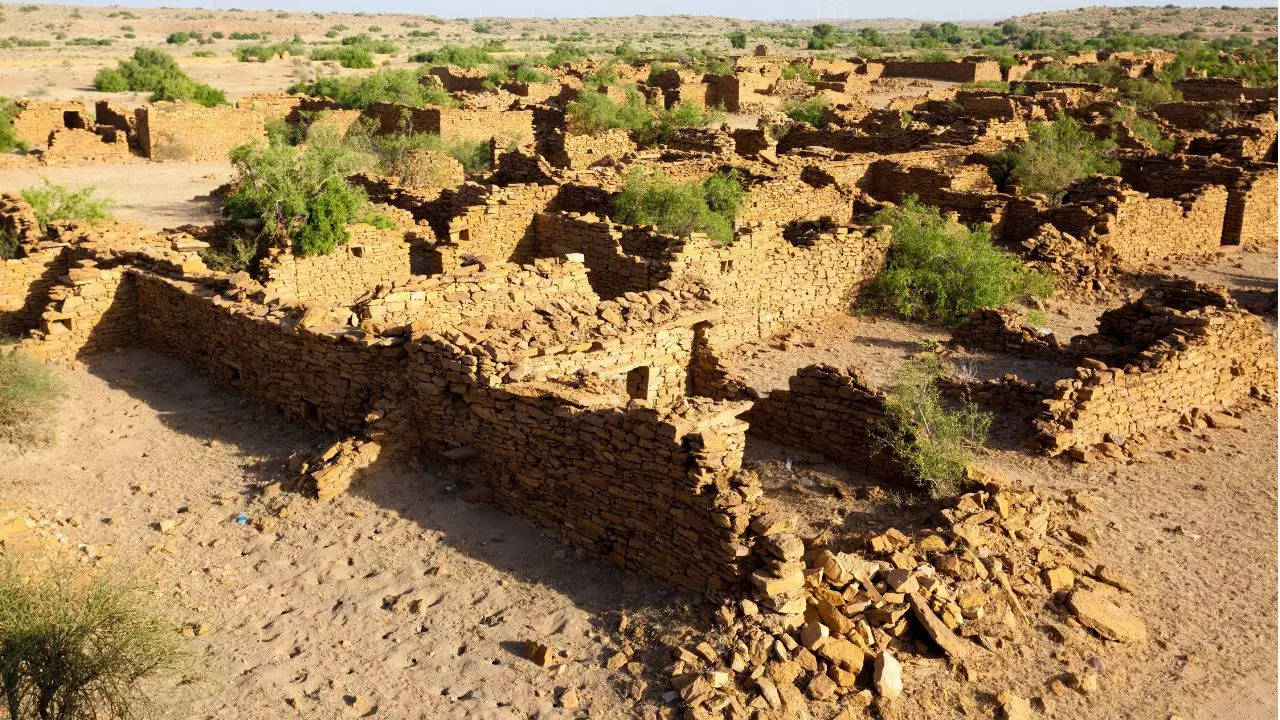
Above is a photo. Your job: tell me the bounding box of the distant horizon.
[40,0,1280,23]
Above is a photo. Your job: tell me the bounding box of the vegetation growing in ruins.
[867,197,1053,325]
[565,90,651,135]
[0,558,186,718]
[0,98,24,153]
[0,346,62,445]
[780,97,828,129]
[223,138,390,257]
[1000,114,1118,199]
[93,49,227,107]
[612,169,742,245]
[881,355,992,496]
[288,69,456,109]
[20,182,111,231]
[343,119,494,177]
[198,236,259,274]
[1112,105,1175,153]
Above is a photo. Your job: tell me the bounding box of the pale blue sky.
[55,0,1278,22]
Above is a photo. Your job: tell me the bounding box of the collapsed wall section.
[1035,283,1276,457]
[353,256,598,334]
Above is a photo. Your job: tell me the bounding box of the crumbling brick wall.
[18,263,137,360]
[1232,169,1277,249]
[406,351,760,591]
[258,224,414,305]
[532,213,659,298]
[365,102,534,146]
[879,60,1002,83]
[134,103,266,161]
[134,274,404,433]
[437,183,561,269]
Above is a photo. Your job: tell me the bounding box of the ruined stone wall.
[354,256,598,334]
[258,224,413,305]
[737,175,854,225]
[1036,286,1276,457]
[0,247,67,338]
[41,128,133,165]
[133,274,403,433]
[1033,179,1230,264]
[365,102,535,146]
[544,129,636,169]
[879,60,1001,83]
[11,101,88,148]
[740,364,913,484]
[437,183,561,269]
[404,362,759,591]
[1173,78,1275,102]
[18,263,137,360]
[668,224,890,348]
[531,213,656,298]
[1233,170,1277,249]
[134,103,266,161]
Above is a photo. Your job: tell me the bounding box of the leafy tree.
[728,30,746,49]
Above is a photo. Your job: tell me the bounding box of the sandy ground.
[0,349,676,720]
[0,162,231,227]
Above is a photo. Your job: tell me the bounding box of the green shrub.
[1112,105,1174,152]
[409,44,492,67]
[0,98,25,153]
[0,229,18,260]
[866,197,1053,325]
[199,236,259,273]
[289,69,454,109]
[0,558,185,716]
[92,48,227,107]
[166,31,190,44]
[565,90,651,135]
[20,181,111,230]
[881,355,992,496]
[66,37,112,46]
[728,30,746,49]
[233,42,305,62]
[612,169,742,245]
[0,347,62,445]
[635,101,722,147]
[779,61,818,81]
[543,42,586,66]
[191,49,215,58]
[1115,76,1181,108]
[222,140,385,257]
[780,97,827,128]
[808,23,838,50]
[309,46,373,68]
[1004,113,1118,198]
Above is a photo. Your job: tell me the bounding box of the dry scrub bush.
[0,558,186,719]
[881,355,991,497]
[0,347,61,446]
